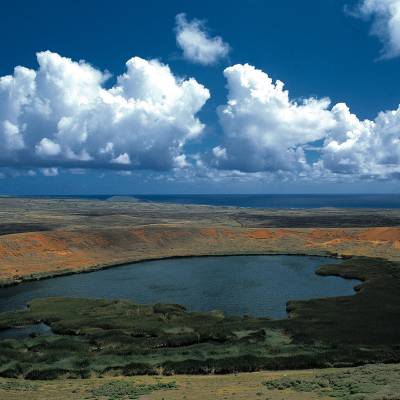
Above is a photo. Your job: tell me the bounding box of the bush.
[24,368,70,380]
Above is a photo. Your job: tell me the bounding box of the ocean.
[20,194,400,208]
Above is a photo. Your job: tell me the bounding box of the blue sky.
[1,0,400,194]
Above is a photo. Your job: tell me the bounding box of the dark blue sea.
[21,194,400,208]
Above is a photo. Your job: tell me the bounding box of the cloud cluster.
[212,63,400,180]
[322,103,400,179]
[175,13,230,65]
[0,51,210,171]
[213,64,335,173]
[351,0,400,59]
[1,48,399,182]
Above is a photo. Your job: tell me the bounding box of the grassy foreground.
[1,363,400,399]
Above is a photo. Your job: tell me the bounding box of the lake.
[0,255,359,319]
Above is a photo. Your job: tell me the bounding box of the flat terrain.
[0,197,400,399]
[1,197,400,233]
[0,198,399,286]
[1,363,400,399]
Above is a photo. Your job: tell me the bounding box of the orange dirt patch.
[306,229,353,242]
[358,227,400,242]
[241,229,274,239]
[200,228,219,239]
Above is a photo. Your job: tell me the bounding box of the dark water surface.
[0,256,359,318]
[0,323,53,340]
[133,194,400,208]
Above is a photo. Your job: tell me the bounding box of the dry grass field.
[2,363,400,399]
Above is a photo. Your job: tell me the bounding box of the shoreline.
[1,224,398,290]
[0,249,348,289]
[0,253,366,326]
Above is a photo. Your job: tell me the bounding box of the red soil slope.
[1,226,399,286]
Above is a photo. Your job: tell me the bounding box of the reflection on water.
[0,255,360,318]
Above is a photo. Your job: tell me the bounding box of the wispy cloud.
[348,0,400,59]
[175,13,230,65]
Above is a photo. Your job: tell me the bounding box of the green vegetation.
[0,380,38,391]
[263,363,400,399]
[278,257,400,346]
[89,380,177,399]
[0,257,400,378]
[0,297,314,378]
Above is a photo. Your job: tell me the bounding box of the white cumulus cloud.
[175,13,230,65]
[322,103,400,178]
[214,63,335,173]
[0,51,210,171]
[213,63,400,180]
[350,0,400,59]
